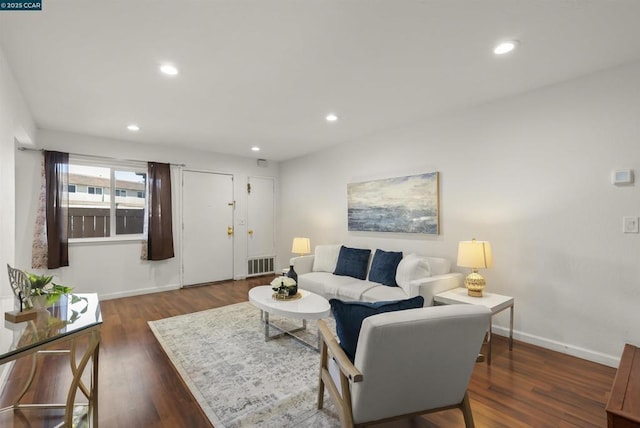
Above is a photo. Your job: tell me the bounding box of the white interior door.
[247,176,275,259]
[182,171,234,285]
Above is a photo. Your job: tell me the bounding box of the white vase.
[31,295,50,310]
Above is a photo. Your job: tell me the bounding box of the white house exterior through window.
[68,158,147,241]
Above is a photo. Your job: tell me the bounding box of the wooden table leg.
[487,320,492,365]
[509,304,514,351]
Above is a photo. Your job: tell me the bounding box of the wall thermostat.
[611,169,634,185]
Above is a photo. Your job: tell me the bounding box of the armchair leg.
[460,392,475,428]
[318,339,327,409]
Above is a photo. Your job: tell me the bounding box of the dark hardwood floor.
[0,277,617,427]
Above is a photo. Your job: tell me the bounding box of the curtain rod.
[17,146,186,167]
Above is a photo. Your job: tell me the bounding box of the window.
[68,160,147,240]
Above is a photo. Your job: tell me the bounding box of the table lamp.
[457,238,493,297]
[291,237,311,256]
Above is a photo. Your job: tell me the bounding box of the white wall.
[0,46,35,387]
[279,60,640,367]
[15,129,279,300]
[0,47,35,299]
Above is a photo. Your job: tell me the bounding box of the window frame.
[68,156,148,244]
[87,186,103,195]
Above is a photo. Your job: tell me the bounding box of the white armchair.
[317,304,491,427]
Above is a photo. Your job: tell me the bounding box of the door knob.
[248,230,254,236]
[227,226,234,236]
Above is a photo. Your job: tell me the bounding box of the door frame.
[180,168,235,287]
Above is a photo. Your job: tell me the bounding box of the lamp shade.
[457,239,493,269]
[291,237,311,255]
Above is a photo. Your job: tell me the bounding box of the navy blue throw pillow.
[368,249,403,287]
[330,296,425,362]
[333,246,371,280]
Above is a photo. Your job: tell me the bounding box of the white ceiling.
[2,1,640,161]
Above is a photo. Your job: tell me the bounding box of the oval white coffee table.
[248,285,330,351]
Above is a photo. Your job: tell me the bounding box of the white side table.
[434,287,514,365]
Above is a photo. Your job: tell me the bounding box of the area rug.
[148,302,340,427]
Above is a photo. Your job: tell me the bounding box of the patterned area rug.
[148,302,340,427]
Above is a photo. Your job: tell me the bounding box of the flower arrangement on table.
[270,276,298,300]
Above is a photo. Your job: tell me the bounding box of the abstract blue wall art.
[347,172,439,234]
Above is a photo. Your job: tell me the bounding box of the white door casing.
[182,170,234,285]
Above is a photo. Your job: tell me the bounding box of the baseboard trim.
[99,283,181,300]
[492,325,620,368]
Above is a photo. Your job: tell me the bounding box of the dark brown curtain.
[45,150,69,268]
[147,162,174,260]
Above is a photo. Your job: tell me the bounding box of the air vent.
[248,257,275,276]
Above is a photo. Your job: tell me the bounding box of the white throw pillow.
[395,253,431,294]
[312,244,341,272]
[423,257,451,276]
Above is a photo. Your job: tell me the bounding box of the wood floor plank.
[0,277,617,427]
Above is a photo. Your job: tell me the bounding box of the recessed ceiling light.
[127,124,140,132]
[326,113,338,122]
[494,40,518,55]
[251,146,260,152]
[160,63,179,76]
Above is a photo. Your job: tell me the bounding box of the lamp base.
[464,271,486,297]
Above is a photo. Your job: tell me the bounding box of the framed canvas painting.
[347,172,439,234]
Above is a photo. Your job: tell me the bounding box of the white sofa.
[290,244,462,306]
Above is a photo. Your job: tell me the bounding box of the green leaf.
[25,271,54,288]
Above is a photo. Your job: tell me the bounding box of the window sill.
[69,235,145,245]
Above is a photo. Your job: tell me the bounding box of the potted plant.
[25,271,74,309]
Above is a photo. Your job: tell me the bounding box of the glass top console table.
[0,293,102,427]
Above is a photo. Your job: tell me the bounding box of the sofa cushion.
[395,253,431,294]
[330,296,425,362]
[333,246,371,280]
[298,271,362,299]
[312,244,341,272]
[360,284,411,303]
[335,280,379,301]
[423,256,451,276]
[368,249,403,286]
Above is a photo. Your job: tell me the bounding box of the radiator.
[247,257,275,276]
